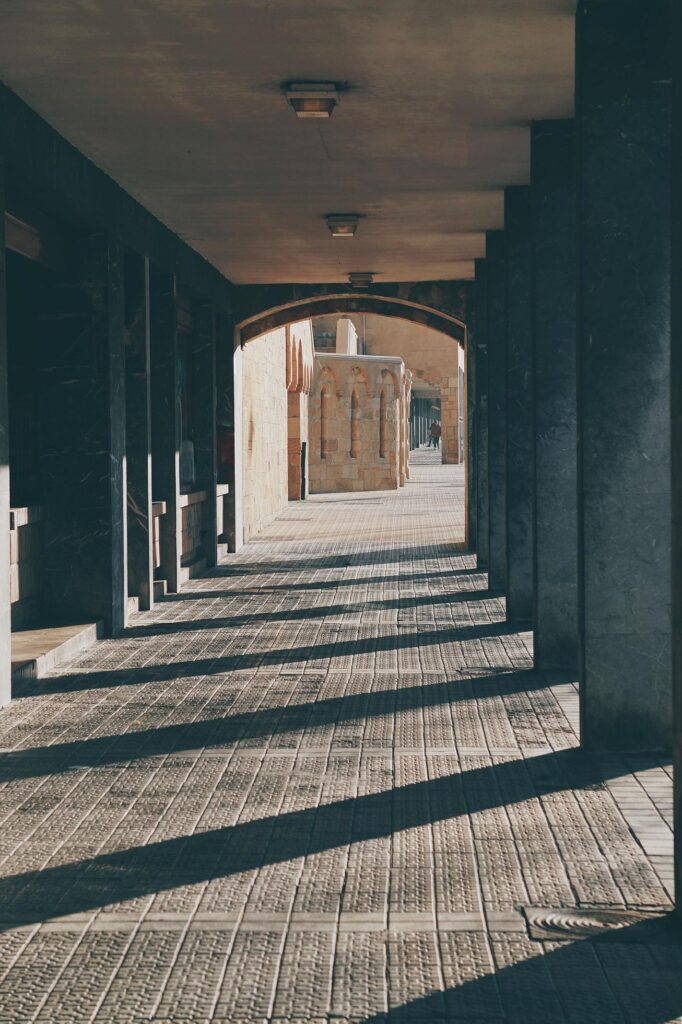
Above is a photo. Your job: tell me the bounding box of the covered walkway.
[0,452,676,1022]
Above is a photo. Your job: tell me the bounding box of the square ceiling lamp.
[286,82,339,118]
[326,214,359,237]
[348,272,374,288]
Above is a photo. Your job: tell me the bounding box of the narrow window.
[379,388,387,457]
[350,389,360,458]
[320,387,329,459]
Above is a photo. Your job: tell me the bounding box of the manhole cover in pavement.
[522,906,679,943]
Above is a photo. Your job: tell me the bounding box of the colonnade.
[469,2,673,749]
[0,84,241,705]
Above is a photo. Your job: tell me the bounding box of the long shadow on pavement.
[1,670,554,781]
[213,542,466,574]
[20,621,524,696]
[360,918,682,1024]
[165,566,481,599]
[0,748,659,931]
[122,589,494,638]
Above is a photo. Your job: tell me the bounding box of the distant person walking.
[429,421,441,448]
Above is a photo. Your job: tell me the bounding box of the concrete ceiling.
[0,1,575,285]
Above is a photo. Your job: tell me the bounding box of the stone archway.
[233,280,470,345]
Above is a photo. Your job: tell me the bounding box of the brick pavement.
[0,448,678,1022]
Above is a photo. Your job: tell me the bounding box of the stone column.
[124,252,154,612]
[531,120,578,672]
[233,335,245,550]
[466,328,477,551]
[41,232,127,635]
[404,374,411,480]
[505,187,534,625]
[193,301,218,566]
[577,0,671,749]
[441,375,459,464]
[287,391,305,500]
[486,231,507,593]
[0,162,10,704]
[398,382,407,484]
[216,313,239,550]
[150,271,181,593]
[672,0,682,921]
[474,259,488,569]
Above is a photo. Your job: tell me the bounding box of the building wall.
[286,321,314,501]
[242,327,288,542]
[313,315,464,463]
[242,320,315,542]
[9,505,44,629]
[309,353,410,494]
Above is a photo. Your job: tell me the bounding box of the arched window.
[320,386,330,459]
[350,389,360,459]
[379,388,387,458]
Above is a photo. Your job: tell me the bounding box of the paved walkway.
[0,449,678,1022]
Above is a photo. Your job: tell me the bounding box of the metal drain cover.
[522,906,678,943]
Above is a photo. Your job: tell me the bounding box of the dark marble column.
[40,232,127,635]
[124,252,154,611]
[193,301,218,566]
[577,0,671,749]
[505,187,534,626]
[0,162,10,704]
[465,327,476,551]
[150,271,181,593]
[672,0,682,921]
[473,259,488,569]
[531,120,578,672]
[486,232,507,594]
[216,313,238,551]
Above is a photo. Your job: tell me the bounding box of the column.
[232,333,244,550]
[672,0,682,919]
[193,301,218,566]
[41,232,127,635]
[473,259,488,566]
[577,0,671,749]
[505,187,534,625]
[486,232,507,593]
[531,120,578,672]
[0,162,10,703]
[216,314,241,551]
[466,326,477,551]
[441,376,459,464]
[124,252,154,611]
[150,271,181,593]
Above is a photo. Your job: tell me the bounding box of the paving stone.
[0,453,677,1022]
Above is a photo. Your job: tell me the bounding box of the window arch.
[350,389,360,459]
[379,388,387,458]
[320,386,330,459]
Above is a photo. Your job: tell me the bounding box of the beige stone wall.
[309,354,408,494]
[242,326,288,542]
[242,320,315,542]
[313,314,464,463]
[286,321,314,500]
[9,505,44,628]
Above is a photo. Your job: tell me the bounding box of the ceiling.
[0,1,575,285]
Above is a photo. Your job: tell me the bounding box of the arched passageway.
[0,1,681,1018]
[0,446,674,1019]
[234,281,469,344]
[231,308,467,547]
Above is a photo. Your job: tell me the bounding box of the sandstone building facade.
[314,315,464,463]
[241,321,314,541]
[309,320,411,494]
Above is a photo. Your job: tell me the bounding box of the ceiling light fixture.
[326,214,360,237]
[286,82,340,118]
[348,272,374,288]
